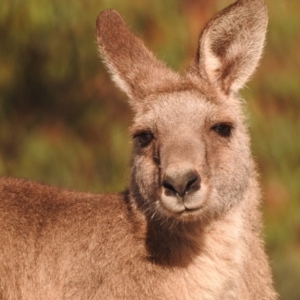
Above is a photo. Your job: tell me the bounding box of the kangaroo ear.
[96,10,177,101]
[196,0,268,94]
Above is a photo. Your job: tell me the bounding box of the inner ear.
[96,9,179,101]
[195,0,268,94]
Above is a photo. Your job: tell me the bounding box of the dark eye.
[211,123,233,137]
[134,131,154,147]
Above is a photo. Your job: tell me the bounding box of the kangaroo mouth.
[159,193,203,217]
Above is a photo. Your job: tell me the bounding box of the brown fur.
[0,0,277,299]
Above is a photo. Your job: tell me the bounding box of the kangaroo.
[0,0,277,299]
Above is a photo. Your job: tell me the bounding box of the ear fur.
[96,10,178,101]
[195,0,268,94]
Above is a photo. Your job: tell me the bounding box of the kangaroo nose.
[162,170,201,198]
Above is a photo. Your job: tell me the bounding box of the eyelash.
[133,131,154,147]
[211,123,233,137]
[132,122,233,147]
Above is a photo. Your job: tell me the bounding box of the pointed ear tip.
[228,0,268,20]
[256,0,269,20]
[96,9,124,34]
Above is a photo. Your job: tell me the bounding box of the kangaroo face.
[130,87,252,222]
[96,1,268,223]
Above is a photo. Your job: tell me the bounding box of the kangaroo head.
[96,0,268,224]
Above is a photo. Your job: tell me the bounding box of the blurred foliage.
[0,0,299,298]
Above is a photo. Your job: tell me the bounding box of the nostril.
[162,178,178,195]
[185,172,201,194]
[162,171,201,198]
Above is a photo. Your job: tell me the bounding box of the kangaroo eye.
[211,123,233,137]
[134,131,154,147]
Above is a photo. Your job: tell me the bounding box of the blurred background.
[0,0,299,297]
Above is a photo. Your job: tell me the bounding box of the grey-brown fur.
[0,0,277,299]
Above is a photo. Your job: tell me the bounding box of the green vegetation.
[0,0,299,297]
